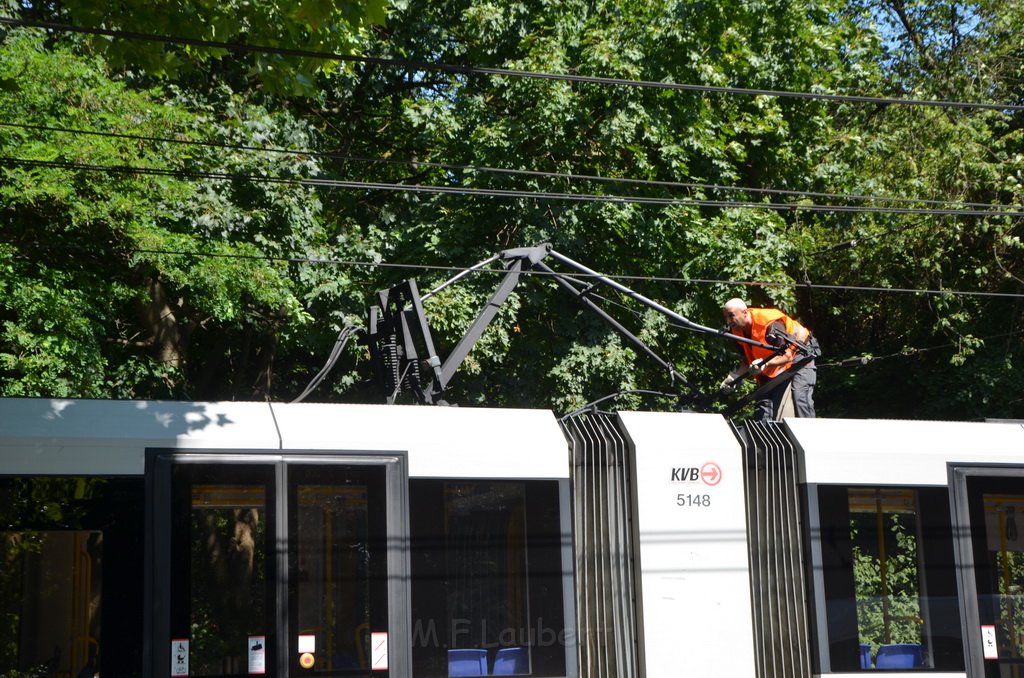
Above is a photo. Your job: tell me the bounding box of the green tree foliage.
[315,0,886,408]
[14,0,388,95]
[0,30,327,398]
[809,0,1024,418]
[1,0,1023,417]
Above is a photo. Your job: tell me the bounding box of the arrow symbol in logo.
[701,462,722,486]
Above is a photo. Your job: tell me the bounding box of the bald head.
[723,298,751,332]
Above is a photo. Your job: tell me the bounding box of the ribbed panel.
[560,413,639,678]
[734,421,813,678]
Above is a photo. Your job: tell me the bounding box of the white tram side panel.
[787,417,1024,678]
[0,398,577,678]
[618,411,757,677]
[5,398,1024,678]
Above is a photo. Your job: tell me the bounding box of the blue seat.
[860,644,872,669]
[875,643,924,669]
[492,647,529,675]
[448,648,488,676]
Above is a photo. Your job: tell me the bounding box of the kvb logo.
[671,462,722,485]
[670,467,701,482]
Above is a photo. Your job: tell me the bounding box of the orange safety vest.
[731,308,810,380]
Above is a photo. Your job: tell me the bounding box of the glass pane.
[814,485,963,672]
[444,482,529,659]
[0,477,144,678]
[295,485,370,671]
[1,530,102,677]
[410,480,568,677]
[849,488,925,667]
[290,465,388,676]
[188,484,268,676]
[980,493,1024,670]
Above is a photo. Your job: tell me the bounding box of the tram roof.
[0,398,571,479]
[786,416,1024,485]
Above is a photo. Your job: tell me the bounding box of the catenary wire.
[2,16,1024,113]
[20,239,1024,301]
[6,156,1024,217]
[806,219,931,256]
[3,120,1020,213]
[819,329,1024,368]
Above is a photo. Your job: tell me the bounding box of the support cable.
[2,16,1023,112]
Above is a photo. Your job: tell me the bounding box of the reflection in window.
[812,485,963,672]
[1,530,103,676]
[849,490,923,664]
[0,477,144,678]
[410,479,568,677]
[189,485,267,676]
[294,484,373,672]
[981,494,1024,662]
[445,483,529,654]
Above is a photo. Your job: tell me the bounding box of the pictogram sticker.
[982,625,998,659]
[248,636,266,674]
[171,639,189,676]
[371,632,388,670]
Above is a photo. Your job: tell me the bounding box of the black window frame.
[805,483,965,673]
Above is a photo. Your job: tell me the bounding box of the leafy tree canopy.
[0,29,331,398]
[11,0,388,94]
[1,0,1023,418]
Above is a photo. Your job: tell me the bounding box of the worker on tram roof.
[720,298,818,421]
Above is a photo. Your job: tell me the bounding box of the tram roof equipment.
[357,243,812,410]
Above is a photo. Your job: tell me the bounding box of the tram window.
[812,486,964,672]
[968,486,1024,668]
[0,477,145,678]
[409,480,568,677]
[169,467,275,678]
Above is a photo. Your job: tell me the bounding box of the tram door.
[150,454,408,678]
[952,466,1024,678]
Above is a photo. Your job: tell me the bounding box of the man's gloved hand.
[749,358,766,376]
[719,370,743,394]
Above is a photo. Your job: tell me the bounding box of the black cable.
[819,329,1024,368]
[291,324,358,402]
[3,120,1019,212]
[6,156,1024,217]
[559,389,680,420]
[2,16,1023,112]
[806,218,931,256]
[11,238,1024,300]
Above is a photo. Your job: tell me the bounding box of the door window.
[957,472,1024,678]
[288,463,388,675]
[156,455,404,678]
[170,465,276,677]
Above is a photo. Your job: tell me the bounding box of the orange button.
[299,653,315,669]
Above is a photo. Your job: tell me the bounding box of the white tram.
[1,397,1023,678]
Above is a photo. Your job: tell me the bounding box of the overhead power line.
[819,329,1024,368]
[6,156,1024,218]
[4,120,1021,213]
[128,247,1024,299]
[2,16,1024,112]
[18,239,1024,300]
